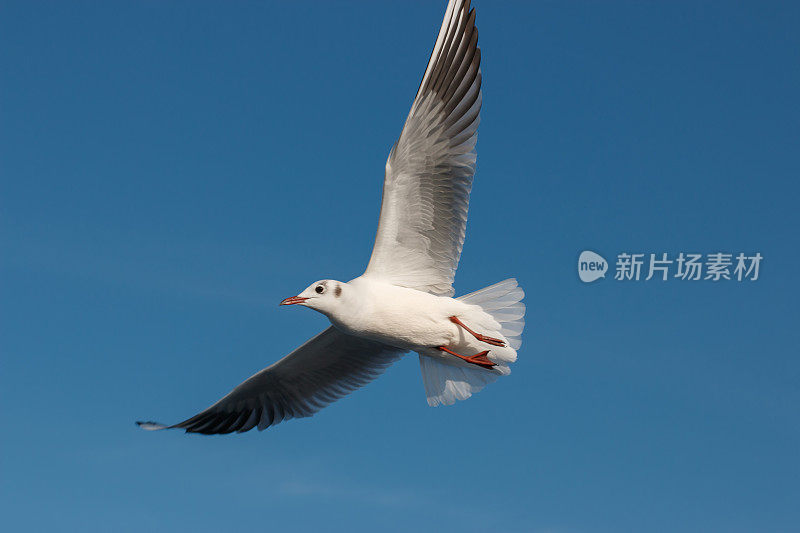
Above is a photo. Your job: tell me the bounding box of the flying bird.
[138,0,525,435]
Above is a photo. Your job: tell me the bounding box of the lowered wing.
[138,327,404,434]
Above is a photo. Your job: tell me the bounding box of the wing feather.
[137,327,405,435]
[363,0,482,296]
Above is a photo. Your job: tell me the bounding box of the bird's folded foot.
[449,316,506,347]
[437,346,496,369]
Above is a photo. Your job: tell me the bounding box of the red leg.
[438,346,496,369]
[449,316,506,347]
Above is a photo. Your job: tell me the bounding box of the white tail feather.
[419,279,525,406]
[419,355,507,406]
[458,278,526,350]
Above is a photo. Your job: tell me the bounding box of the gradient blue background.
[2,1,799,531]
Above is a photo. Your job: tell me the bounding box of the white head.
[280,279,347,316]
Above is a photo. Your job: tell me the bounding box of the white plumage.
[138,0,525,435]
[421,279,525,406]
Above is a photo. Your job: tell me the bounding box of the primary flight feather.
[138,0,525,435]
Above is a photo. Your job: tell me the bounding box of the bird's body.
[326,276,518,368]
[328,277,463,350]
[138,0,527,434]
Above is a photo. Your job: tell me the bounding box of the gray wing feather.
[137,327,405,435]
[364,0,481,296]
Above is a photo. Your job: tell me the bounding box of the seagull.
[138,0,525,435]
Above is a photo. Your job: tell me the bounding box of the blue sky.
[2,1,799,531]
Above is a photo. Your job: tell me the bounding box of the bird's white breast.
[330,277,464,351]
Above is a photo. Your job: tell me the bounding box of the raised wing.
[137,327,405,434]
[363,0,481,297]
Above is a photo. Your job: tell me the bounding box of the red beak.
[280,296,308,306]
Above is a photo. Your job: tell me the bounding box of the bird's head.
[280,280,347,315]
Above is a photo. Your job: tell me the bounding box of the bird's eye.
[315,285,324,294]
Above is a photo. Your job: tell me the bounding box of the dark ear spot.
[334,284,342,297]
